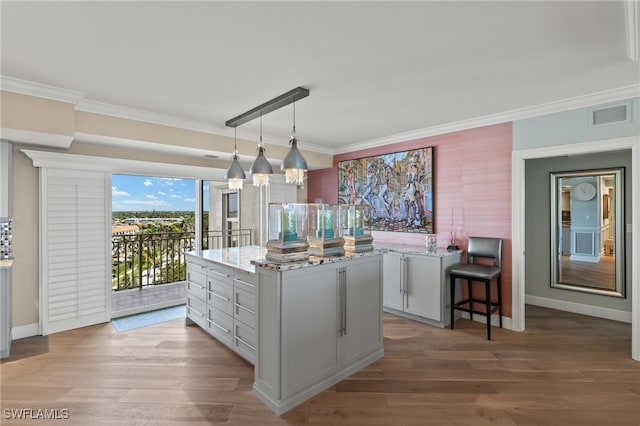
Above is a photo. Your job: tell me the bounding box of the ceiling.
[1,1,639,155]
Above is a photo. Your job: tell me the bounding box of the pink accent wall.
[307,122,513,316]
[307,168,338,203]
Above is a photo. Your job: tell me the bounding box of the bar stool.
[449,236,502,340]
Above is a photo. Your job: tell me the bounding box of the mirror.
[550,168,625,297]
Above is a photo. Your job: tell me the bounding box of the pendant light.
[250,113,273,187]
[280,99,308,184]
[224,127,245,190]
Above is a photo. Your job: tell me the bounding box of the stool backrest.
[467,237,502,269]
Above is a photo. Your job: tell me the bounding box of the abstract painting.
[338,147,433,233]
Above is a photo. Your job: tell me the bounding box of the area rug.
[111,305,186,332]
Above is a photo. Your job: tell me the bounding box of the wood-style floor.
[2,305,639,425]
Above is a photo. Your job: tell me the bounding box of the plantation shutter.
[40,168,110,335]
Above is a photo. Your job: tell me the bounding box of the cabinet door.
[404,254,441,320]
[342,257,383,366]
[281,266,340,398]
[382,251,404,311]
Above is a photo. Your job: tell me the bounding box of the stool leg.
[467,279,473,321]
[497,275,503,329]
[486,279,491,340]
[450,275,455,330]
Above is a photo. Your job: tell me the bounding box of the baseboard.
[11,322,40,340]
[525,294,632,323]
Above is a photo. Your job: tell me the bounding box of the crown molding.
[21,149,228,181]
[0,75,85,105]
[0,128,73,149]
[75,99,230,136]
[336,84,640,155]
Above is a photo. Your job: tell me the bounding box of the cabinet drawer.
[234,319,255,364]
[234,285,256,327]
[206,265,233,282]
[186,295,206,328]
[208,279,233,316]
[187,267,207,287]
[207,307,233,347]
[187,278,207,301]
[233,271,256,291]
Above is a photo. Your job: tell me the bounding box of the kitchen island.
[185,247,383,415]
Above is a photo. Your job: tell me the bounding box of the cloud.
[112,187,129,197]
[183,198,196,203]
[146,194,158,200]
[157,191,166,195]
[143,179,153,187]
[170,194,180,198]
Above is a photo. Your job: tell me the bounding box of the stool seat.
[449,264,500,280]
[450,236,503,340]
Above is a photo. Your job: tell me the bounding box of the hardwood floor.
[2,305,639,425]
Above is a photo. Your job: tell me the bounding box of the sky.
[112,174,209,212]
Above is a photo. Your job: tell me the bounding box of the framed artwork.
[338,147,433,233]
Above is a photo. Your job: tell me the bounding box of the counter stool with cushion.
[449,236,503,340]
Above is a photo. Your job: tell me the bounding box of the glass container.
[267,203,308,244]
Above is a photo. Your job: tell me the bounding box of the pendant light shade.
[250,114,273,187]
[280,100,307,184]
[224,128,246,190]
[281,135,307,184]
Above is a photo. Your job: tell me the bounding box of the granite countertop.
[187,246,266,274]
[0,259,13,269]
[251,249,383,271]
[374,242,462,257]
[187,241,461,274]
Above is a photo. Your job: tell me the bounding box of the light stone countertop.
[187,246,265,274]
[251,249,383,271]
[374,243,462,258]
[186,242,461,275]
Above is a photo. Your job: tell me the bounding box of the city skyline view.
[112,174,210,212]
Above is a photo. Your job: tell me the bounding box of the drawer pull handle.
[235,335,255,351]
[234,303,255,315]
[208,319,230,334]
[189,282,205,290]
[210,291,230,302]
[209,269,231,278]
[187,306,205,318]
[234,278,255,288]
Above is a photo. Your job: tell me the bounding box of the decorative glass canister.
[339,204,373,253]
[425,234,437,252]
[308,203,344,257]
[266,203,309,262]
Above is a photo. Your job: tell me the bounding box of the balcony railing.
[112,229,253,291]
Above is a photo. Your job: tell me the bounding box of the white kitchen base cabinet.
[186,248,260,365]
[383,249,461,328]
[253,253,384,415]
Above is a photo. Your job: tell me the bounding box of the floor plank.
[1,305,639,425]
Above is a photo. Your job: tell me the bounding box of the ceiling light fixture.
[250,113,273,187]
[280,99,307,184]
[224,127,246,190]
[225,87,309,185]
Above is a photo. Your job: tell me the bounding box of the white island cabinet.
[185,246,263,365]
[382,247,461,328]
[252,252,383,415]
